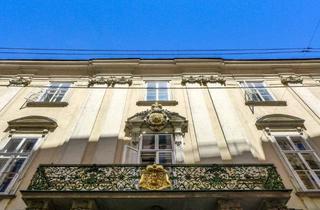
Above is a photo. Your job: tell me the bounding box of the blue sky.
[0,0,320,60]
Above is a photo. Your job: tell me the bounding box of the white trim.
[0,134,44,194]
[138,134,175,164]
[270,132,320,191]
[144,81,170,101]
[239,80,276,102]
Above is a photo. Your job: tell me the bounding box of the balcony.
[22,164,291,210]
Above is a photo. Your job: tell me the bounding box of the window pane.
[141,152,156,164]
[19,138,38,153]
[302,153,320,169]
[7,158,25,173]
[158,89,168,100]
[159,152,172,164]
[0,158,8,171]
[275,137,293,150]
[4,138,22,153]
[142,136,155,149]
[146,89,157,101]
[0,172,16,192]
[296,171,318,189]
[159,135,172,149]
[285,153,307,170]
[291,136,310,151]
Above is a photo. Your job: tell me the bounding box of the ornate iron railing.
[27,164,286,192]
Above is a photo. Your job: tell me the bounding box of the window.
[273,134,320,190]
[139,134,174,164]
[145,81,169,101]
[39,82,71,103]
[239,81,274,102]
[0,136,40,193]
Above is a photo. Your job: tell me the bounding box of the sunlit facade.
[0,58,320,209]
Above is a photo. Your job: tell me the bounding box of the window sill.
[0,194,16,199]
[26,101,69,107]
[136,100,178,106]
[245,100,287,106]
[296,191,320,197]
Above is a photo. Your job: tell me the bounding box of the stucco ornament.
[280,74,303,85]
[88,76,112,87]
[9,76,31,86]
[139,164,171,190]
[145,103,169,131]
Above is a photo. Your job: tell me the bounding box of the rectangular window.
[273,134,320,190]
[145,81,169,101]
[239,81,274,102]
[39,82,71,103]
[0,136,39,193]
[139,134,174,164]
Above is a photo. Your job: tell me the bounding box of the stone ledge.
[136,100,178,106]
[296,191,320,197]
[26,101,68,107]
[245,100,287,106]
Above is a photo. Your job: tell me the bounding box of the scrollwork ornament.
[280,74,303,85]
[144,103,169,131]
[9,76,31,86]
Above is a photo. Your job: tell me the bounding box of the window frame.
[138,133,175,164]
[144,81,170,101]
[0,134,43,194]
[37,82,72,103]
[271,132,320,191]
[239,81,275,102]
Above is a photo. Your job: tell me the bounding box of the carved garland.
[88,76,132,87]
[280,74,303,85]
[9,76,32,86]
[181,75,226,86]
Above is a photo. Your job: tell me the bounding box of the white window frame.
[38,82,71,103]
[0,134,43,194]
[139,134,175,164]
[145,81,170,101]
[239,81,275,102]
[271,132,320,191]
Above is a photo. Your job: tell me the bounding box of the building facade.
[0,58,320,209]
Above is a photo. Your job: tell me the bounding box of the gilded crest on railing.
[139,164,171,190]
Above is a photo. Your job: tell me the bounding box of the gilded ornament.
[139,164,171,190]
[145,103,169,131]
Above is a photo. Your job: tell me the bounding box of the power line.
[0,50,320,56]
[306,17,320,49]
[0,47,319,52]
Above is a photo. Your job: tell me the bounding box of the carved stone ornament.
[9,76,31,86]
[181,75,226,86]
[88,75,132,87]
[145,103,169,131]
[280,74,303,85]
[139,164,171,190]
[202,75,226,86]
[181,75,202,86]
[87,76,112,87]
[124,103,188,137]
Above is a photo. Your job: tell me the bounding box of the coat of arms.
[139,164,171,190]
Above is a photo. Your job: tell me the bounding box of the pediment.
[125,103,188,137]
[7,115,58,131]
[256,114,304,129]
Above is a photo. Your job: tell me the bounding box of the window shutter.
[123,145,138,164]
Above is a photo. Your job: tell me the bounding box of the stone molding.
[255,114,305,130]
[9,75,32,86]
[88,76,132,87]
[71,200,97,210]
[280,74,303,85]
[7,115,58,132]
[217,199,243,210]
[260,199,289,210]
[181,75,226,86]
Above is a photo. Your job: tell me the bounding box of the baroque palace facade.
[0,58,320,210]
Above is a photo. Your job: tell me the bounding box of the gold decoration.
[145,103,169,131]
[139,164,171,190]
